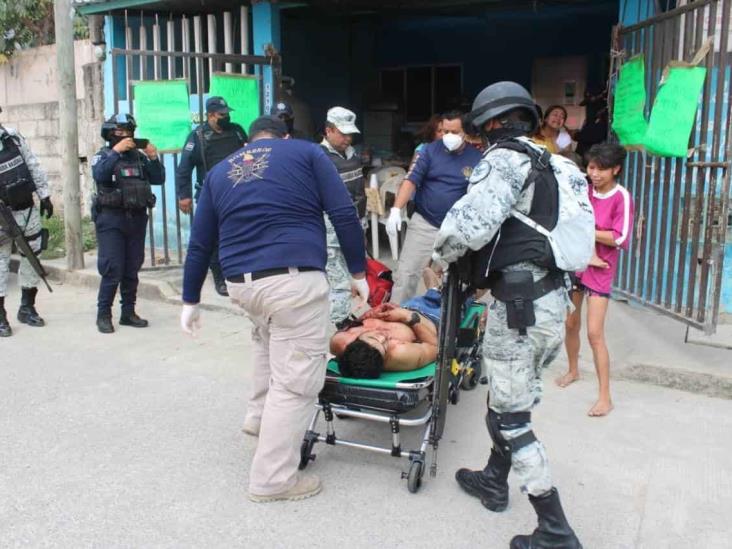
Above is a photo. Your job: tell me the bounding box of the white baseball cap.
[327,106,360,134]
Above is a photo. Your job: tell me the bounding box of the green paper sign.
[612,55,649,146]
[132,80,192,153]
[644,66,707,157]
[208,73,260,133]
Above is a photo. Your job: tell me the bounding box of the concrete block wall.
[1,98,102,214]
[0,42,105,215]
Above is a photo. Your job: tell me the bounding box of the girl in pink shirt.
[556,144,634,417]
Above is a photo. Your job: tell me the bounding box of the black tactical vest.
[321,146,366,218]
[198,125,247,172]
[96,149,156,211]
[471,139,559,283]
[0,133,35,210]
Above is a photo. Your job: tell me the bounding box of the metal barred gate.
[609,0,732,334]
[108,8,281,267]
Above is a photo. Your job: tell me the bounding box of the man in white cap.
[320,107,368,326]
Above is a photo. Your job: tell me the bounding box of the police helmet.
[467,82,538,134]
[101,113,137,142]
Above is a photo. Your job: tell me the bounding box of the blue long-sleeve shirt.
[91,147,166,186]
[182,138,366,303]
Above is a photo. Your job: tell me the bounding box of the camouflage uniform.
[0,127,49,297]
[324,215,352,325]
[321,138,368,326]
[433,145,573,497]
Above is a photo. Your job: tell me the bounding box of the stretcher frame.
[300,267,481,493]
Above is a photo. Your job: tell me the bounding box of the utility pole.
[54,0,84,270]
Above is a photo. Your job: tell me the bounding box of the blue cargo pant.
[95,208,148,315]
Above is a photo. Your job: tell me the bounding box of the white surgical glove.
[385,207,402,237]
[181,303,201,336]
[351,276,370,305]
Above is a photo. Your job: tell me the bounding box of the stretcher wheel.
[299,437,316,470]
[448,384,459,405]
[407,460,424,493]
[460,359,481,391]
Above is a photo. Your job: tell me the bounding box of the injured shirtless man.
[329,289,441,379]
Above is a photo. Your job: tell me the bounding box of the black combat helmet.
[101,113,137,142]
[467,82,539,134]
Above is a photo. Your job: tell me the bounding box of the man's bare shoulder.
[385,340,437,372]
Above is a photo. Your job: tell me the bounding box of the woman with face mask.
[532,105,573,154]
[385,111,482,304]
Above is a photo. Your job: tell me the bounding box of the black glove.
[40,197,53,219]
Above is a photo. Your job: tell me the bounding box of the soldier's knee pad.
[485,407,537,457]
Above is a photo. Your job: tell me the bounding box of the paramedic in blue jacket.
[92,113,165,334]
[385,110,482,303]
[180,115,368,503]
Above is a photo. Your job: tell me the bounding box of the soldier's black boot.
[0,297,12,337]
[210,263,228,297]
[17,287,45,327]
[455,448,511,512]
[120,310,149,328]
[510,488,582,549]
[97,310,114,334]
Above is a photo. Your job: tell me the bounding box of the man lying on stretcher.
[329,289,442,379]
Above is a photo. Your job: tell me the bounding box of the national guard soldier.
[175,96,248,296]
[432,82,584,548]
[92,113,165,334]
[0,113,53,337]
[320,106,367,325]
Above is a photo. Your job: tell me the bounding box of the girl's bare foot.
[588,399,614,417]
[555,371,579,388]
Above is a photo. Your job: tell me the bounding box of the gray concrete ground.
[1,270,732,548]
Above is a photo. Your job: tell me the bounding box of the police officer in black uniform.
[92,114,165,334]
[175,96,247,296]
[271,101,308,141]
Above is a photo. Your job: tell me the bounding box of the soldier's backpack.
[501,137,595,273]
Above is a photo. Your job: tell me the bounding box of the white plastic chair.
[371,166,407,260]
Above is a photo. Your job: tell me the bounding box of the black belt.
[226,266,320,283]
[491,271,565,302]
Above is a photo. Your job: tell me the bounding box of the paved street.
[1,274,731,548]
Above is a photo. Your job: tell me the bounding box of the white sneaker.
[248,475,322,503]
[242,417,260,437]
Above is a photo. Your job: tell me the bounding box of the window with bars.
[379,64,462,122]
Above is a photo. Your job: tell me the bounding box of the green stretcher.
[325,361,436,389]
[300,288,486,494]
[324,300,485,390]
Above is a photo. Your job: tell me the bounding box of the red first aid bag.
[366,258,393,307]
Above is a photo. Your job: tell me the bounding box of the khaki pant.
[390,212,438,304]
[227,269,330,496]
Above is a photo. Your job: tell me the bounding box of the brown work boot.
[248,475,322,503]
